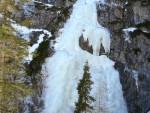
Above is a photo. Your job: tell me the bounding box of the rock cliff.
[13,0,150,112]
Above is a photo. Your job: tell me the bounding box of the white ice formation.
[42,0,128,113]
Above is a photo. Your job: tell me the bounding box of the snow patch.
[110,2,120,7]
[12,23,52,41]
[143,30,150,33]
[11,20,52,63]
[34,1,53,8]
[25,34,45,62]
[123,27,137,42]
[123,27,137,32]
[45,4,53,8]
[11,23,31,41]
[125,1,128,5]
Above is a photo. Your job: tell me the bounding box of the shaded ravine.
[42,0,127,113]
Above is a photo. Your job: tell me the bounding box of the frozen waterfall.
[42,0,128,113]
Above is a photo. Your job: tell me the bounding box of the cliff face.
[80,1,150,112]
[97,1,150,113]
[13,0,150,113]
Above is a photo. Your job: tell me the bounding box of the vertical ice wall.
[42,0,128,113]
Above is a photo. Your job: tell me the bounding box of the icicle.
[132,70,139,91]
[101,28,111,53]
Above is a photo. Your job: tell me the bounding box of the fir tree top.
[74,61,95,113]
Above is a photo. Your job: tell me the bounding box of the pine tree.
[74,61,95,113]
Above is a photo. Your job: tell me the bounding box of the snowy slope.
[42,0,127,113]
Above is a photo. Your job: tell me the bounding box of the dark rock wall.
[97,0,150,113]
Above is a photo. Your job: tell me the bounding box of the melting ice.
[42,0,128,113]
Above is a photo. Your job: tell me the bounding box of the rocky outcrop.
[96,0,150,113]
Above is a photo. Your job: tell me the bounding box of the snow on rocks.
[25,34,45,62]
[11,23,51,41]
[123,27,150,42]
[123,27,137,42]
[11,22,51,63]
[34,1,53,9]
[123,27,137,32]
[11,23,31,41]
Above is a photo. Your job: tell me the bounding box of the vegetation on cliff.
[0,0,32,112]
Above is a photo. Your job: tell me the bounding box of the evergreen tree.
[74,61,95,113]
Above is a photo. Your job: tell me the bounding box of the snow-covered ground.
[42,0,127,113]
